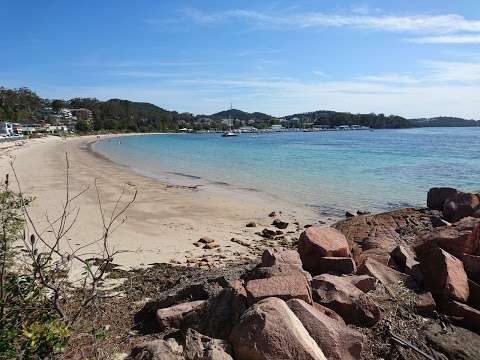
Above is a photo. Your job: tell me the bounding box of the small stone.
[268,211,276,217]
[246,221,257,228]
[345,210,356,218]
[199,237,215,244]
[272,219,289,229]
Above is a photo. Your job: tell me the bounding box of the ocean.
[93,127,480,216]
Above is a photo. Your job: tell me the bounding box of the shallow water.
[93,128,480,216]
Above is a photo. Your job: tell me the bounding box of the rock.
[272,219,289,229]
[334,208,434,266]
[424,322,480,360]
[315,257,356,275]
[268,211,276,217]
[260,248,302,268]
[230,297,327,360]
[199,237,215,244]
[345,210,356,218]
[261,228,277,239]
[184,328,233,360]
[342,275,376,293]
[357,258,409,287]
[245,221,256,228]
[203,243,219,250]
[182,286,247,340]
[156,300,206,330]
[130,339,183,360]
[249,263,312,281]
[443,300,480,333]
[468,279,480,310]
[287,299,364,360]
[418,247,469,302]
[311,274,380,327]
[463,254,480,274]
[245,274,313,305]
[443,192,480,223]
[312,302,346,325]
[427,187,458,211]
[415,217,480,258]
[415,291,436,316]
[430,215,451,228]
[298,226,351,274]
[389,245,422,282]
[356,210,370,216]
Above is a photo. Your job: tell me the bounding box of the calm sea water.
[93,128,480,216]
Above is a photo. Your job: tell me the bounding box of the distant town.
[0,86,478,140]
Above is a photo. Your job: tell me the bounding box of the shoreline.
[0,134,331,274]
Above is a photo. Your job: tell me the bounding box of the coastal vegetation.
[1,86,478,134]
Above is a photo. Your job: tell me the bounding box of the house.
[0,122,14,136]
[271,124,283,131]
[221,118,234,127]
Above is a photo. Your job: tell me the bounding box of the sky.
[2,0,480,118]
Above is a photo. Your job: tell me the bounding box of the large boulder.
[230,297,327,360]
[415,217,480,258]
[315,257,356,275]
[298,226,351,274]
[261,248,302,268]
[389,245,422,282]
[156,300,206,330]
[443,300,480,333]
[311,274,380,327]
[248,263,312,281]
[334,208,434,266]
[245,274,313,305]
[357,258,409,287]
[287,299,364,360]
[463,254,480,274]
[418,247,469,302]
[341,275,376,293]
[424,322,480,360]
[184,328,233,360]
[468,279,480,310]
[443,192,480,223]
[427,187,458,211]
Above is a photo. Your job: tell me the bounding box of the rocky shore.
[108,187,480,360]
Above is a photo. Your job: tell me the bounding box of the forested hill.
[285,110,413,129]
[410,117,480,127]
[209,109,273,122]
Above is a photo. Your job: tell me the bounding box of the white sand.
[0,135,328,272]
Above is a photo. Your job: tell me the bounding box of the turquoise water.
[93,128,480,216]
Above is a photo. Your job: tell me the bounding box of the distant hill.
[410,117,479,127]
[285,110,413,129]
[209,109,274,121]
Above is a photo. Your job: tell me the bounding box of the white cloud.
[357,73,419,84]
[313,70,329,78]
[408,34,480,44]
[180,9,480,34]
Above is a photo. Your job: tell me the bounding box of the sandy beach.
[0,135,327,273]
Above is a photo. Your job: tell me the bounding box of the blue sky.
[2,0,480,118]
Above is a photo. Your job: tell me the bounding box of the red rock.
[443,192,480,223]
[130,339,183,360]
[468,280,480,311]
[419,247,469,302]
[415,217,480,258]
[312,302,346,325]
[311,274,380,327]
[287,299,364,360]
[314,257,356,275]
[389,245,423,282]
[357,258,409,287]
[261,248,302,268]
[342,275,376,293]
[298,226,351,274]
[334,208,433,266]
[463,254,480,274]
[230,297,327,360]
[249,263,312,281]
[415,291,436,316]
[245,274,313,305]
[184,328,233,360]
[445,300,480,333]
[427,187,458,211]
[156,300,206,330]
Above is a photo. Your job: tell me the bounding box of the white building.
[221,118,234,127]
[0,122,14,136]
[271,124,283,131]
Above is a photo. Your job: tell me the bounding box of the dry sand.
[0,135,329,273]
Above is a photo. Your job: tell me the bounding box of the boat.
[222,130,238,137]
